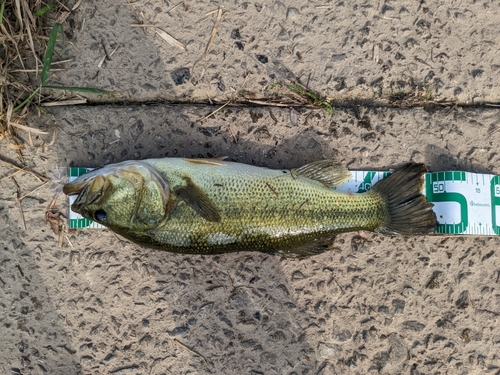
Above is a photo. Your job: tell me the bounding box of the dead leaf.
[46,211,63,235]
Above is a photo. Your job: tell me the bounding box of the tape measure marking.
[67,167,500,236]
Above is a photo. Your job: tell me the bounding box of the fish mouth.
[63,179,90,196]
[63,179,93,215]
[63,175,110,214]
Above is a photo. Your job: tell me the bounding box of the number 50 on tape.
[67,167,500,235]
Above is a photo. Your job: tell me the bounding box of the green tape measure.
[68,168,105,229]
[67,167,500,235]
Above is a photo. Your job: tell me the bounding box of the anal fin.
[291,160,351,188]
[283,235,336,257]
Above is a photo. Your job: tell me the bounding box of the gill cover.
[64,161,170,232]
[132,174,170,230]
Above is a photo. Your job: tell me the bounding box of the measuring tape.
[67,167,500,236]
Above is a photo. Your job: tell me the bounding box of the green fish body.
[63,158,437,255]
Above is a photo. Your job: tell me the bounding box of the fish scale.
[64,158,437,255]
[145,159,386,254]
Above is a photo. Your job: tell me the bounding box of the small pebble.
[256,54,268,64]
[318,342,342,358]
[287,7,299,19]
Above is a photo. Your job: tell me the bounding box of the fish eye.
[94,209,107,222]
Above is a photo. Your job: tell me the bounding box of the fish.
[63,158,437,256]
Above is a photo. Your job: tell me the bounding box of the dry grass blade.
[173,339,208,367]
[0,1,5,25]
[155,28,186,51]
[9,121,49,134]
[245,99,302,107]
[43,85,115,95]
[192,8,223,72]
[10,68,65,73]
[166,1,184,13]
[3,1,90,122]
[197,100,231,122]
[0,156,48,182]
[41,99,87,106]
[45,196,60,233]
[0,168,25,181]
[14,0,22,30]
[228,125,238,143]
[71,0,84,11]
[1,0,73,184]
[19,180,49,200]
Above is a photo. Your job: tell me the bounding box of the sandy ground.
[53,0,500,104]
[1,1,500,375]
[2,104,500,375]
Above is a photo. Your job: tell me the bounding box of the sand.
[1,1,500,374]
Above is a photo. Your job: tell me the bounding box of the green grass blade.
[0,1,5,25]
[14,85,42,112]
[321,101,333,115]
[42,23,62,85]
[268,82,280,90]
[306,92,318,102]
[35,1,57,17]
[43,86,116,95]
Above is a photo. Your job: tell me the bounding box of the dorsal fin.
[291,160,351,188]
[185,158,227,166]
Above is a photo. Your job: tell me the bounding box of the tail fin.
[371,163,437,236]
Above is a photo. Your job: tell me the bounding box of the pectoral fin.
[291,160,351,188]
[174,178,221,222]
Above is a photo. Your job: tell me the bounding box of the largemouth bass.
[63,158,437,255]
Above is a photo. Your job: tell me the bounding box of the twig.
[228,125,238,143]
[166,1,184,14]
[333,277,345,296]
[0,157,48,182]
[46,196,57,215]
[155,28,186,51]
[72,0,84,11]
[192,8,223,72]
[58,222,66,248]
[298,199,309,210]
[265,182,279,197]
[8,121,49,134]
[0,168,25,181]
[65,235,74,247]
[16,264,25,277]
[173,339,208,366]
[46,128,57,147]
[41,99,87,106]
[20,180,49,201]
[12,177,27,230]
[10,68,65,73]
[197,100,231,122]
[245,100,302,107]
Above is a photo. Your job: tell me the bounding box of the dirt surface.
[1,104,500,374]
[2,0,500,374]
[52,0,500,104]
